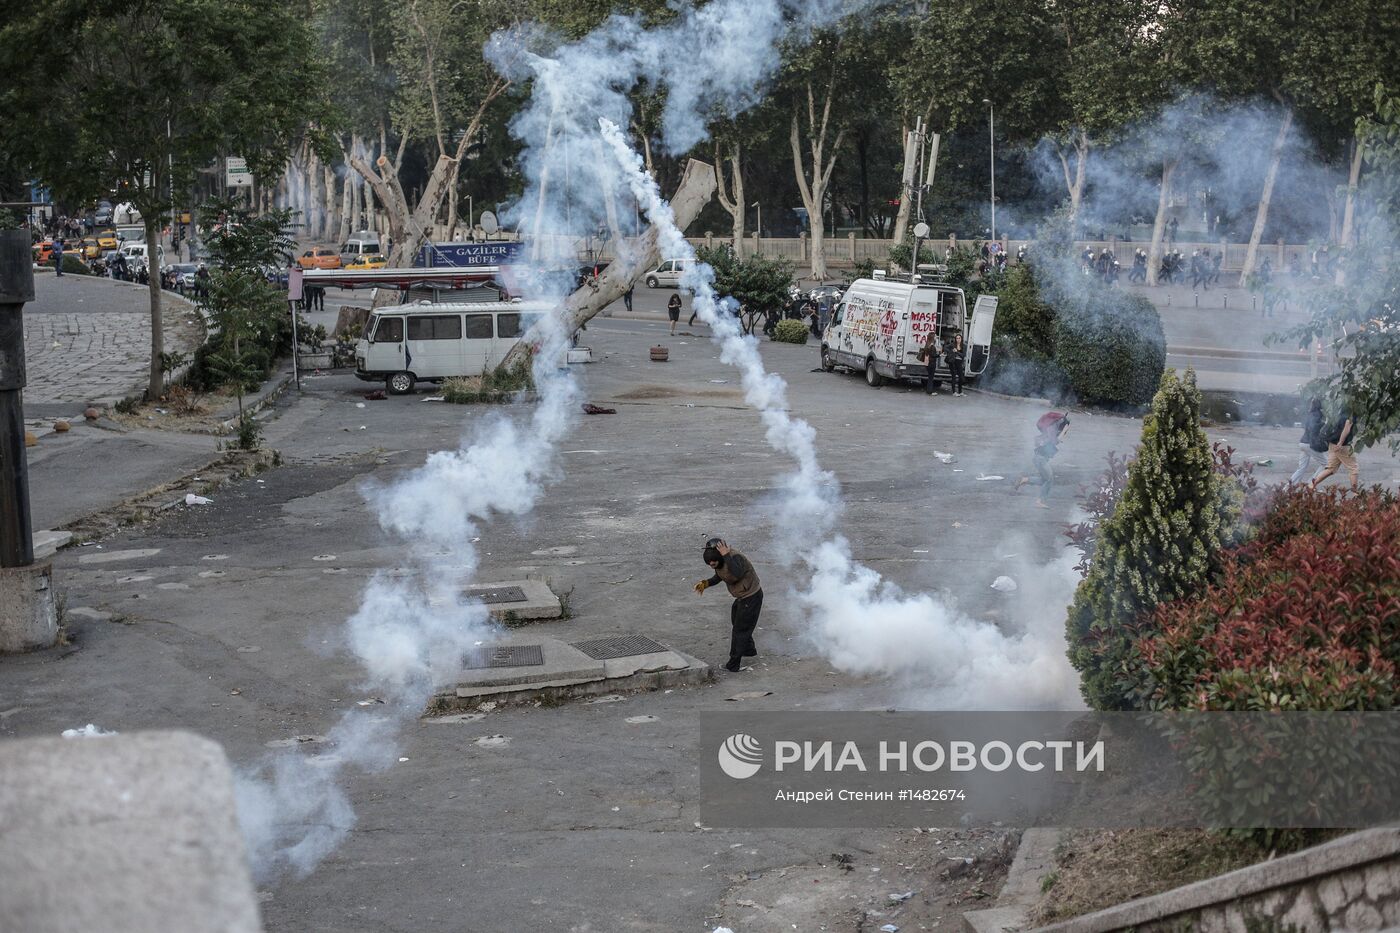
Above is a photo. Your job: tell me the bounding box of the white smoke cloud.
[599,120,1083,710]
[235,310,578,881]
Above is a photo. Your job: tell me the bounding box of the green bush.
[997,263,1056,360]
[695,245,793,317]
[772,319,809,344]
[1066,370,1232,710]
[1052,291,1165,407]
[57,254,92,275]
[1140,486,1399,710]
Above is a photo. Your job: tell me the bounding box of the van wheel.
[645,275,659,288]
[387,372,415,395]
[820,346,836,372]
[865,358,883,387]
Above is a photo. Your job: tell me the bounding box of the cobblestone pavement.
[23,272,205,406]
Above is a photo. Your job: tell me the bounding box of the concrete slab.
[32,530,73,561]
[467,578,562,621]
[457,637,605,689]
[962,828,1062,933]
[0,730,261,933]
[443,634,710,709]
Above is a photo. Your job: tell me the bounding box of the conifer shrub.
[1066,370,1232,709]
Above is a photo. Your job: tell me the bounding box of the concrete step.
[437,634,711,710]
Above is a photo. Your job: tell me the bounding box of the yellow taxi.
[344,253,387,270]
[80,237,102,260]
[96,230,120,250]
[297,247,342,270]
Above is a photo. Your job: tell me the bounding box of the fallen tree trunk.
[500,158,717,370]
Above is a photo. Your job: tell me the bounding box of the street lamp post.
[982,98,996,245]
[751,201,761,240]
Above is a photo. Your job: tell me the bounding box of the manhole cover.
[467,585,527,605]
[464,644,544,668]
[572,635,667,660]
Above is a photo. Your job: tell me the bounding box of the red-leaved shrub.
[1137,487,1400,710]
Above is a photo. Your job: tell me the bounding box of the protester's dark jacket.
[1302,407,1326,451]
[1324,411,1354,447]
[706,551,761,599]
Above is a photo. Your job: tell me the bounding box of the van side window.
[372,316,403,342]
[832,303,844,326]
[464,314,493,339]
[497,313,522,339]
[408,315,463,340]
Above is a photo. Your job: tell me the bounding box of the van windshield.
[370,315,403,342]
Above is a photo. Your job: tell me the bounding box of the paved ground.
[2,318,1394,931]
[24,421,221,530]
[22,272,205,414]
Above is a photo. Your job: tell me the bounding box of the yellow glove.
[694,580,709,594]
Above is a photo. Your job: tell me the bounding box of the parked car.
[297,247,342,270]
[33,240,56,264]
[339,232,383,266]
[94,201,114,225]
[120,241,164,271]
[167,263,199,292]
[345,253,388,270]
[644,258,690,289]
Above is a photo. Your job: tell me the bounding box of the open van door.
[966,295,999,376]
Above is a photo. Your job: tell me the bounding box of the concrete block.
[468,578,562,621]
[0,561,58,652]
[445,634,710,708]
[962,905,1028,933]
[32,529,73,561]
[456,638,605,690]
[0,730,261,933]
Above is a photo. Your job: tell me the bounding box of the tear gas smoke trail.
[234,310,579,882]
[598,121,1082,710]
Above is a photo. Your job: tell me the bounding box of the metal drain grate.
[467,585,527,605]
[571,635,667,660]
[464,644,545,669]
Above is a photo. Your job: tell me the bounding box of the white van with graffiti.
[820,277,998,389]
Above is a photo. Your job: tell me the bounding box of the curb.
[58,447,279,544]
[211,369,294,434]
[962,828,1062,933]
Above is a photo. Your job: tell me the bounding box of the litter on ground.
[184,494,212,506]
[61,724,116,739]
[990,576,1019,592]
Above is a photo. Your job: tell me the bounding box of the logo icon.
[718,733,763,780]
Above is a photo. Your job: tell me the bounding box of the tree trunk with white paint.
[791,82,846,281]
[1241,107,1294,279]
[338,166,352,243]
[1336,135,1365,285]
[1146,157,1178,287]
[1056,130,1089,224]
[714,140,745,254]
[499,159,717,371]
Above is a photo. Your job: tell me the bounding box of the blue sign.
[416,241,526,268]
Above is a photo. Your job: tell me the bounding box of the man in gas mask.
[694,537,763,672]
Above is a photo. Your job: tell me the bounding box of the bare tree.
[791,80,846,280]
[713,140,746,252]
